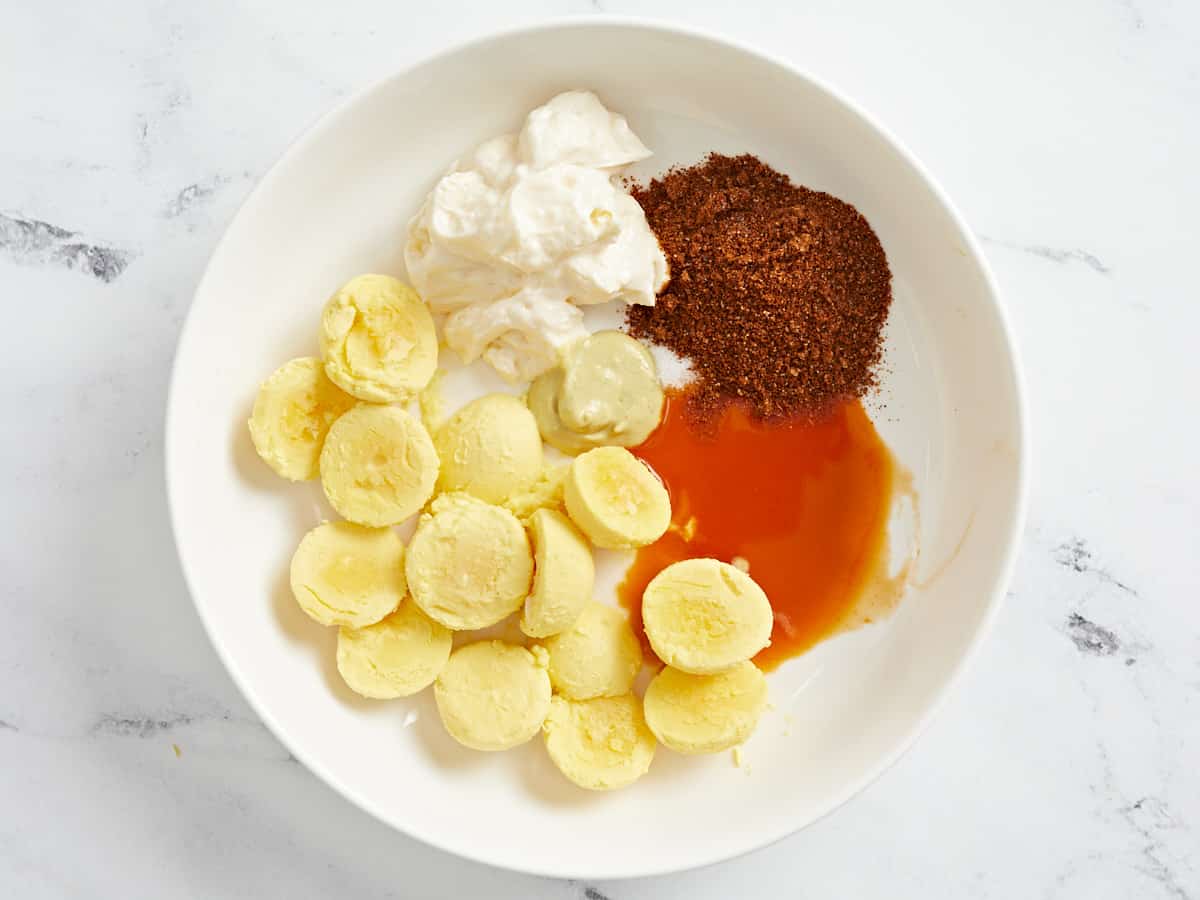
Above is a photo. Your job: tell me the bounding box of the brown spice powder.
[626,153,892,423]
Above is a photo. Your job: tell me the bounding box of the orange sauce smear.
[619,390,897,670]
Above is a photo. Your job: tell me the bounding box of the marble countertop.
[3,0,1198,896]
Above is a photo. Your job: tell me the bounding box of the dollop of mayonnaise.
[405,91,668,381]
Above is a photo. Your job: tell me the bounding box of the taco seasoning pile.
[626,153,892,422]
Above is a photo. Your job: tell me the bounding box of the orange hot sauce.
[619,390,897,670]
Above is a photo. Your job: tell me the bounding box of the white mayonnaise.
[405,91,668,381]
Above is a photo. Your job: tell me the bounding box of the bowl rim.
[165,14,1029,880]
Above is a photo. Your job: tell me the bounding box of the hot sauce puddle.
[619,388,911,671]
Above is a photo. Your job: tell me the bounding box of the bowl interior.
[168,22,1024,878]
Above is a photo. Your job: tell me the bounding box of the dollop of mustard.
[528,331,664,454]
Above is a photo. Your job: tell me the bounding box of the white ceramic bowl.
[167,20,1027,879]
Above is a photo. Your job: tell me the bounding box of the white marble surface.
[2,0,1198,896]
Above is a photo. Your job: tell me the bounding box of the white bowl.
[167,19,1027,879]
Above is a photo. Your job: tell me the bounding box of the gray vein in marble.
[134,81,192,172]
[88,706,286,743]
[1077,666,1192,899]
[981,236,1111,274]
[164,173,240,218]
[165,182,219,218]
[1119,795,1191,900]
[90,712,203,738]
[1054,538,1137,595]
[0,701,283,750]
[1065,613,1122,657]
[85,702,299,763]
[0,213,131,282]
[136,116,150,173]
[564,879,613,900]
